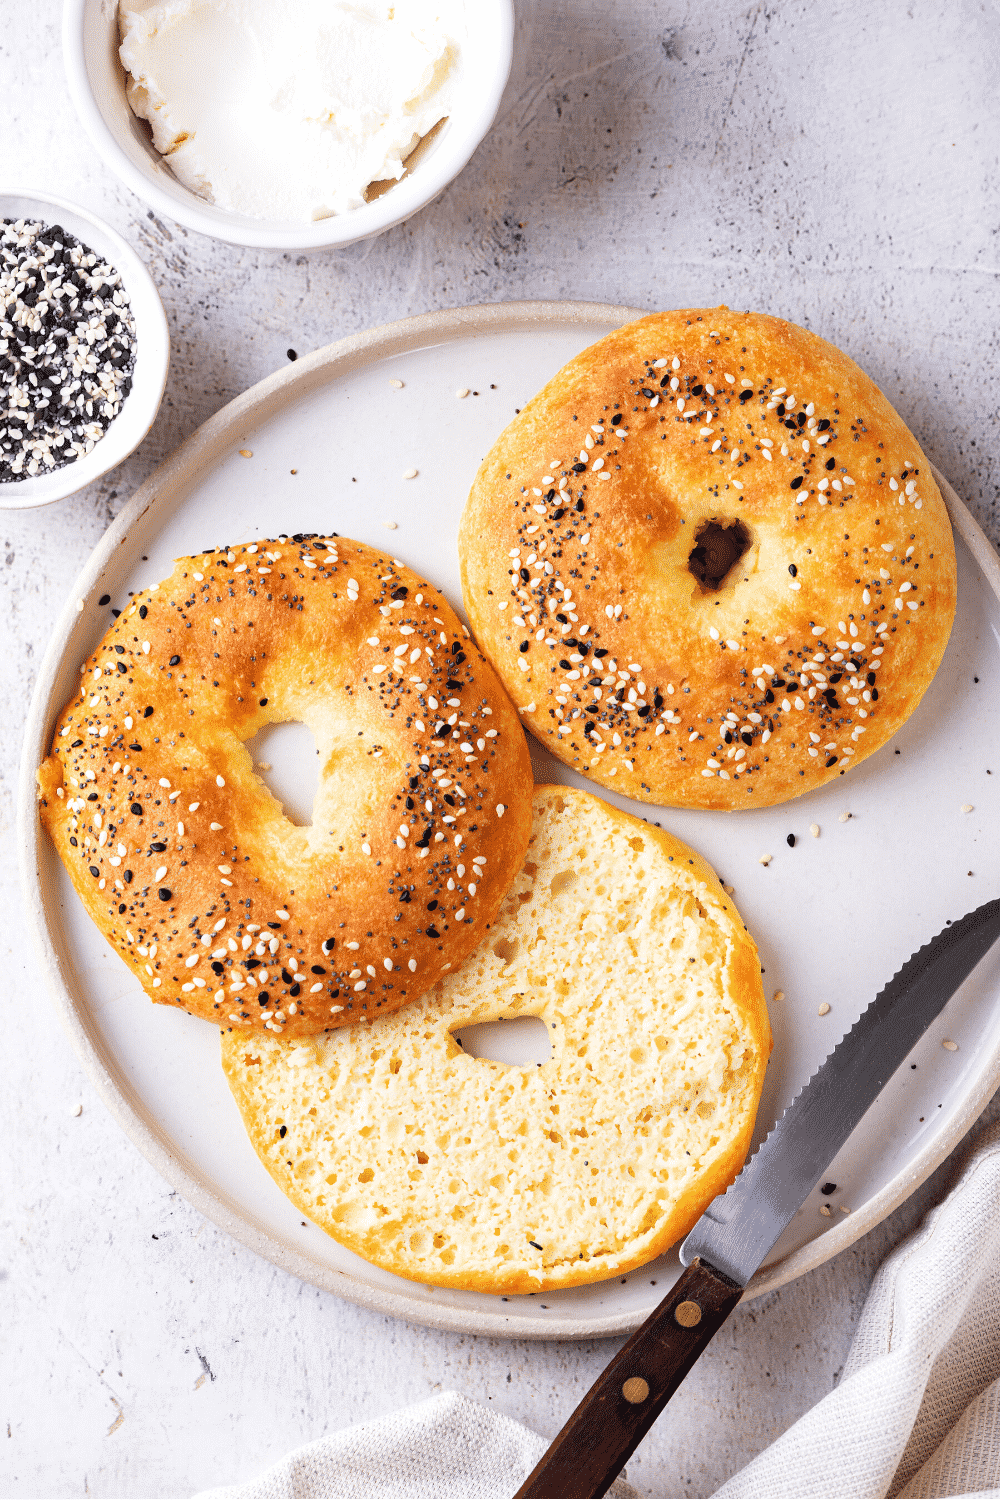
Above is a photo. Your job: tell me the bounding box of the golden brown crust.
[222,786,771,1293]
[37,535,533,1038]
[459,308,957,809]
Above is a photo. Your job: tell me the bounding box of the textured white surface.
[4,2,1000,1496]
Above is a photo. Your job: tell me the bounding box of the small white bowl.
[0,189,169,510]
[62,0,515,253]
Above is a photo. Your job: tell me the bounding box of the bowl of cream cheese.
[63,0,513,251]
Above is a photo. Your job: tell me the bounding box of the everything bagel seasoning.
[0,218,136,482]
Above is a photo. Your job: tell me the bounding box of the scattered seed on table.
[786,833,796,847]
[0,217,137,482]
[943,1039,958,1051]
[759,853,772,866]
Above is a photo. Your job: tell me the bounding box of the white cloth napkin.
[197,1121,1000,1500]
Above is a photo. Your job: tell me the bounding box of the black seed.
[594,647,608,658]
[168,655,180,666]
[584,720,595,735]
[552,508,565,520]
[640,387,654,398]
[149,841,166,852]
[739,388,753,403]
[575,499,584,512]
[871,688,879,700]
[119,903,126,913]
[131,802,143,815]
[776,404,786,416]
[797,412,807,427]
[611,413,622,425]
[764,689,774,704]
[281,969,293,983]
[290,983,300,996]
[659,374,670,387]
[520,568,529,582]
[311,965,325,974]
[826,755,838,766]
[741,732,753,747]
[139,605,147,618]
[124,870,132,883]
[556,613,568,624]
[724,731,733,744]
[71,740,82,748]
[399,891,411,903]
[788,563,797,576]
[99,594,110,606]
[572,462,586,473]
[114,644,125,654]
[87,792,98,801]
[637,705,650,717]
[529,1240,543,1250]
[790,476,803,490]
[259,698,268,706]
[129,742,142,752]
[258,993,269,1004]
[89,864,100,877]
[427,900,438,910]
[117,661,127,674]
[867,672,876,684]
[405,796,414,810]
[817,418,830,431]
[409,776,419,788]
[519,642,529,653]
[211,962,224,975]
[826,457,835,471]
[279,1125,287,1138]
[786,834,796,847]
[559,659,570,669]
[821,1182,837,1195]
[143,705,154,717]
[158,888,171,901]
[425,925,440,938]
[829,673,843,684]
[70,836,78,847]
[391,586,408,599]
[691,384,704,396]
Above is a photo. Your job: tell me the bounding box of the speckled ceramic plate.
[18,302,1000,1340]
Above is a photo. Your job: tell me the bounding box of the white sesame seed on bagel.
[37,535,533,1038]
[459,308,957,809]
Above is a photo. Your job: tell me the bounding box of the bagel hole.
[246,721,320,826]
[451,1015,552,1067]
[688,519,752,590]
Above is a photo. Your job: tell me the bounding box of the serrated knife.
[515,898,1000,1500]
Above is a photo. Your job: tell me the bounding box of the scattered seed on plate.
[818,1002,831,1015]
[819,1204,833,1217]
[456,387,469,398]
[810,823,820,837]
[383,520,397,529]
[759,853,772,866]
[0,217,137,483]
[839,811,852,823]
[773,990,784,1003]
[239,448,252,458]
[70,1102,83,1117]
[402,468,418,479]
[942,1039,958,1051]
[389,378,404,389]
[961,804,974,813]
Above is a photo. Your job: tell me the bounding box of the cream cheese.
[118,0,464,222]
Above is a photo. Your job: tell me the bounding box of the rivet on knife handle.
[514,1258,743,1500]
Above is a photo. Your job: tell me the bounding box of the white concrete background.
[4,2,1000,1496]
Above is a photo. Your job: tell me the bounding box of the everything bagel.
[459,309,957,809]
[37,535,533,1038]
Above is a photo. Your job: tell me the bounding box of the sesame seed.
[818,1003,831,1016]
[942,1039,958,1051]
[402,468,418,479]
[239,448,252,458]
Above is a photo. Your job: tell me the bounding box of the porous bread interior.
[222,785,770,1294]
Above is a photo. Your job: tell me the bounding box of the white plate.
[18,302,1000,1340]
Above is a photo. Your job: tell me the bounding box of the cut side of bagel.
[222,785,771,1293]
[459,308,957,810]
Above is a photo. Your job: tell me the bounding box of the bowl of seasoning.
[62,0,514,252]
[0,190,169,509]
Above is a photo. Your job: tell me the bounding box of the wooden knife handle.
[515,1259,743,1499]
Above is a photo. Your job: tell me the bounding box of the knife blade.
[515,898,1000,1500]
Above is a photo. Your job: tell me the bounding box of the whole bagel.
[459,309,957,809]
[37,535,533,1038]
